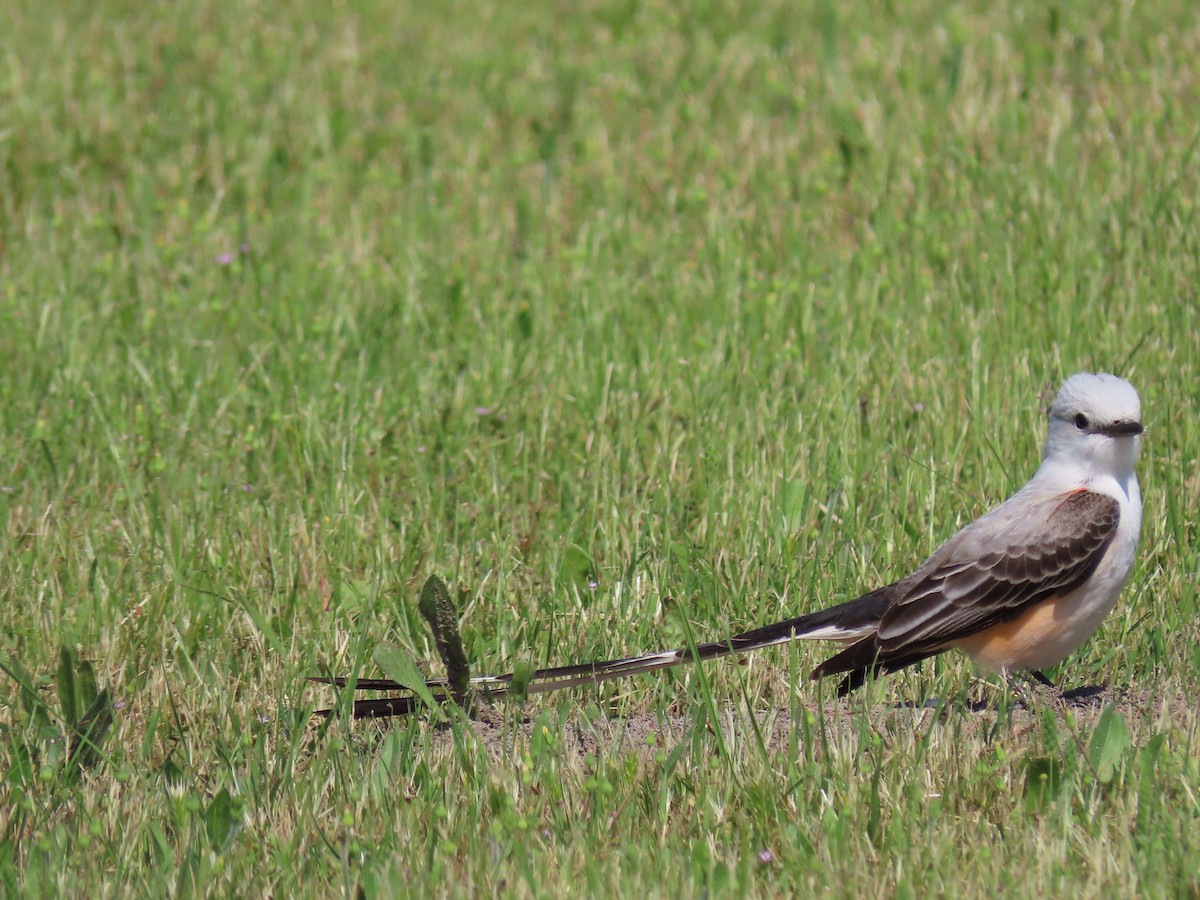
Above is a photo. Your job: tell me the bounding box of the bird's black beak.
[1102,420,1144,437]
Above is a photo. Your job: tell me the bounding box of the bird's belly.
[952,589,1115,674]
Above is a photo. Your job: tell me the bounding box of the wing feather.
[874,489,1120,657]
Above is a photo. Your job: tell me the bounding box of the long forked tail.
[311,588,895,718]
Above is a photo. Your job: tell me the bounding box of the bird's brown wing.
[812,489,1120,691]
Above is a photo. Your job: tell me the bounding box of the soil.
[402,682,1163,765]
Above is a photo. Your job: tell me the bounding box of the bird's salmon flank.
[313,372,1144,716]
[953,594,1078,673]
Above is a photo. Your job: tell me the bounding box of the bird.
[313,372,1143,717]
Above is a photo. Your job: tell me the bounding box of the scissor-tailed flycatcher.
[315,373,1143,717]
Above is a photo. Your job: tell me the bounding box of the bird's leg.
[991,670,1043,710]
[1002,670,1066,710]
[1029,670,1056,689]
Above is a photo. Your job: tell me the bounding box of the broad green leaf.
[373,644,446,721]
[204,789,243,853]
[418,575,470,703]
[1088,704,1130,784]
[70,689,115,772]
[508,658,537,704]
[77,660,100,713]
[57,645,79,727]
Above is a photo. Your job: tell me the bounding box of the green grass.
[3,0,1200,894]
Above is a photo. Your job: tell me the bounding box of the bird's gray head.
[1044,372,1142,475]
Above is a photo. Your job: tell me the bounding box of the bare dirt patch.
[407,683,1167,766]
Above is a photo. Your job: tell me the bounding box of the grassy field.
[3,0,1200,894]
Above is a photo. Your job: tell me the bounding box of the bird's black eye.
[1074,413,1089,430]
